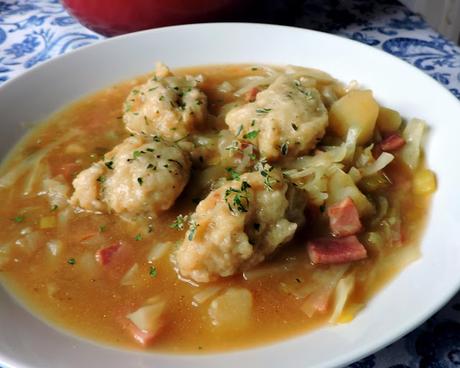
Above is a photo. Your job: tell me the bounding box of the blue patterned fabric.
[1,1,460,367]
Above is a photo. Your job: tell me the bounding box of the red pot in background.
[62,0,248,36]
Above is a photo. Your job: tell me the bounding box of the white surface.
[0,23,459,368]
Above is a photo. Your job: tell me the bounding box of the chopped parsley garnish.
[170,214,188,230]
[152,136,161,142]
[137,177,143,186]
[135,233,142,241]
[187,219,199,241]
[148,87,158,92]
[12,215,25,223]
[104,161,114,170]
[168,159,183,168]
[132,89,140,95]
[251,120,256,127]
[243,130,259,140]
[251,67,258,71]
[50,204,59,212]
[96,175,106,183]
[149,266,158,278]
[226,167,240,181]
[291,123,298,131]
[67,258,76,265]
[255,108,272,114]
[133,150,142,159]
[281,142,289,156]
[236,125,243,137]
[196,99,203,106]
[224,181,251,214]
[146,148,155,152]
[147,163,156,170]
[159,95,165,101]
[99,225,107,233]
[255,159,278,191]
[225,140,239,152]
[294,80,314,99]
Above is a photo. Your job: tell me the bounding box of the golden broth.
[0,65,432,352]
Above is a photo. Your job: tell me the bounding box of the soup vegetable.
[0,64,436,352]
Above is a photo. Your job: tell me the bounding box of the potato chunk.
[376,106,402,133]
[208,288,253,331]
[329,90,379,144]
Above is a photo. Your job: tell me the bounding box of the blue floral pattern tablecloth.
[0,0,459,367]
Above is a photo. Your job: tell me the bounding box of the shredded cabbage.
[329,273,355,323]
[360,152,394,177]
[147,241,173,262]
[399,118,426,170]
[217,81,234,94]
[127,299,166,332]
[121,263,140,286]
[193,286,222,305]
[0,130,78,189]
[233,75,277,96]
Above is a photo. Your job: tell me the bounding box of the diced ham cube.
[307,236,367,265]
[380,133,405,152]
[244,87,259,102]
[95,242,122,265]
[126,322,159,347]
[327,197,362,237]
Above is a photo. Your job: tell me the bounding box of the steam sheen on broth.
[0,64,435,352]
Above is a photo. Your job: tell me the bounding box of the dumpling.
[225,75,328,160]
[70,135,190,215]
[176,168,302,283]
[123,63,207,141]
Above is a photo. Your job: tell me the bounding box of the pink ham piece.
[244,87,259,102]
[327,197,362,237]
[307,236,367,265]
[126,322,159,347]
[380,133,405,152]
[95,242,122,265]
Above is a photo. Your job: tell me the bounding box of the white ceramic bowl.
[0,23,459,368]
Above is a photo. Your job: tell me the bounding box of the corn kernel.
[337,311,355,324]
[40,216,56,229]
[413,169,436,195]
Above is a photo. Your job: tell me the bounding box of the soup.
[0,64,436,352]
